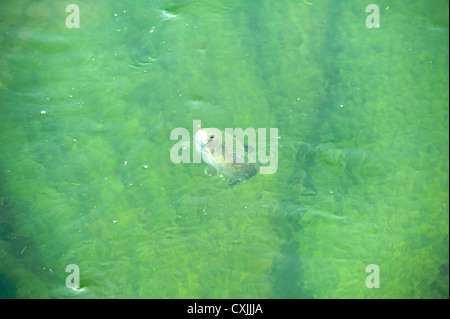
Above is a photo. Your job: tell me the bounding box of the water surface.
[0,0,448,298]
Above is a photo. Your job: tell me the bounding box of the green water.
[0,0,448,299]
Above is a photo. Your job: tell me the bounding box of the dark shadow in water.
[243,0,345,299]
[270,235,308,298]
[0,195,57,294]
[0,273,17,299]
[269,204,313,299]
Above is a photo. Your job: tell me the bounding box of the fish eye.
[209,135,214,140]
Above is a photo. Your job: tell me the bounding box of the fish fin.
[300,173,317,196]
[244,144,255,153]
[300,187,317,196]
[204,166,218,176]
[226,179,241,188]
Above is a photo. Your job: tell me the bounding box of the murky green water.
[0,0,448,299]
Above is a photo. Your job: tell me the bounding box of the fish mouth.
[194,129,208,154]
[194,129,215,165]
[194,129,223,166]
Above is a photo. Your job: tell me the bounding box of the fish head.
[194,128,225,166]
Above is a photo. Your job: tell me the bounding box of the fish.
[194,128,259,186]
